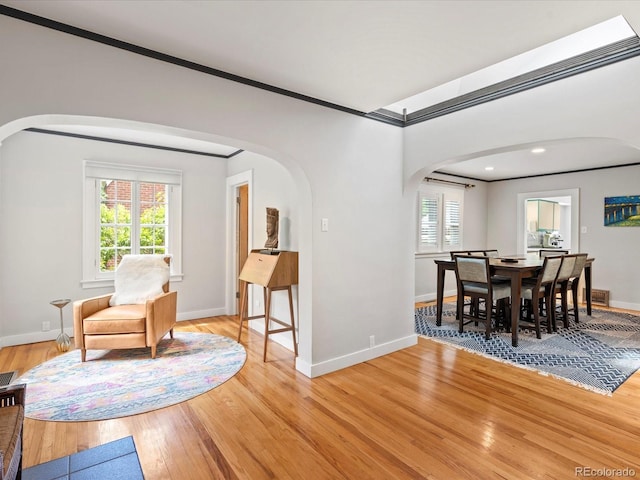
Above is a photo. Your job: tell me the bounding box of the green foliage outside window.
[99,193,167,272]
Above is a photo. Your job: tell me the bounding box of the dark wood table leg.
[584,263,592,316]
[436,263,446,326]
[510,271,523,347]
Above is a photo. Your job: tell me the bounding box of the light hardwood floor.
[2,304,639,479]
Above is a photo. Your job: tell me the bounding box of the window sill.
[81,272,184,289]
[415,252,451,259]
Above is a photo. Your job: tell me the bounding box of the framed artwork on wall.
[604,195,640,226]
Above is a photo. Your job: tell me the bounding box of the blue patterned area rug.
[18,332,246,421]
[415,304,640,395]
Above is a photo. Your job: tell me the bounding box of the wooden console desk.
[237,249,298,361]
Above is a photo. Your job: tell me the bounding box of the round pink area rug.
[18,332,246,421]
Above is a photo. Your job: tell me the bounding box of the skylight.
[381,15,637,117]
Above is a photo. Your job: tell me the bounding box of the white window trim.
[416,182,464,254]
[81,161,183,288]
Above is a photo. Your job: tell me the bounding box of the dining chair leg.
[532,296,542,339]
[560,283,570,328]
[485,304,491,340]
[544,292,555,333]
[572,282,580,323]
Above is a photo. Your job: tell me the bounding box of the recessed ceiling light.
[531,147,546,154]
[485,166,494,171]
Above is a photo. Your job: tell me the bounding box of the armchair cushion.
[83,304,146,334]
[110,255,170,306]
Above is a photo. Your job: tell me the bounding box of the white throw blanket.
[109,254,170,306]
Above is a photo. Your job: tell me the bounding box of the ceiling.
[3,0,640,180]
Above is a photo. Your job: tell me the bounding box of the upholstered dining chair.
[73,254,177,362]
[555,253,587,327]
[454,255,511,340]
[551,254,578,330]
[520,255,563,338]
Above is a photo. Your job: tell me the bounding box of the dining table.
[433,254,594,347]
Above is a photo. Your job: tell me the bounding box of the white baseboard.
[1,327,75,348]
[177,307,226,322]
[415,289,457,304]
[295,334,418,378]
[0,308,227,348]
[605,300,640,312]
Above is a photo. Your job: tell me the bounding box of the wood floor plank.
[2,307,640,479]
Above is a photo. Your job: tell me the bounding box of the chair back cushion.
[571,253,588,278]
[556,255,577,282]
[109,255,170,306]
[455,256,488,283]
[540,256,562,284]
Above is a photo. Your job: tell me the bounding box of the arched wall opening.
[0,114,314,374]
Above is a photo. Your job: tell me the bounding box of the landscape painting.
[604,195,640,226]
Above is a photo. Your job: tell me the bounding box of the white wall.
[0,15,415,376]
[0,130,229,344]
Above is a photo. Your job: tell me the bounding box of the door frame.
[226,170,253,315]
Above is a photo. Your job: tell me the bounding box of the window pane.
[138,182,168,252]
[100,226,115,247]
[154,226,166,247]
[444,199,461,247]
[420,196,438,247]
[99,179,133,272]
[100,248,116,272]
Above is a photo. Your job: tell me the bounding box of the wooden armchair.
[73,255,177,362]
[0,383,26,480]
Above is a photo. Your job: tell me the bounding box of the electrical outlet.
[42,321,50,332]
[369,335,375,348]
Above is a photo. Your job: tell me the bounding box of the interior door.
[236,184,249,314]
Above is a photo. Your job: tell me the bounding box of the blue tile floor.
[23,436,144,480]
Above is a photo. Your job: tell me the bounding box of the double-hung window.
[82,161,183,287]
[417,183,463,253]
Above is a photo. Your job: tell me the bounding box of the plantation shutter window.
[419,193,439,250]
[417,183,464,253]
[444,199,461,248]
